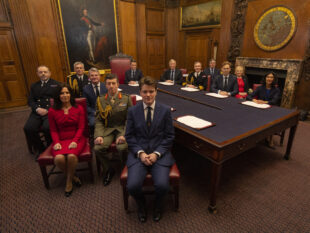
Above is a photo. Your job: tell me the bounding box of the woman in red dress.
[234,65,249,99]
[48,84,86,197]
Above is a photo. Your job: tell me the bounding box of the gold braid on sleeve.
[96,97,112,127]
[68,76,79,94]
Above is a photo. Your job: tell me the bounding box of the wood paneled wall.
[1,0,309,109]
[0,1,27,108]
[241,0,310,59]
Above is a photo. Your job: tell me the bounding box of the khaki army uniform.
[94,92,133,173]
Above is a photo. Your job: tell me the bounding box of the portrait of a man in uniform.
[59,0,118,70]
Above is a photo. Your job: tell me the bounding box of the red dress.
[48,105,86,157]
[235,77,247,99]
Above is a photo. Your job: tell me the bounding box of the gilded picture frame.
[57,0,119,71]
[180,0,221,30]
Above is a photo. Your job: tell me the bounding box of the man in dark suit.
[160,59,183,85]
[23,65,59,154]
[83,67,107,133]
[211,61,239,96]
[204,58,220,85]
[67,62,89,98]
[125,76,175,222]
[124,60,143,84]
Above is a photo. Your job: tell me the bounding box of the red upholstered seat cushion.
[110,59,131,84]
[120,163,180,186]
[37,143,91,166]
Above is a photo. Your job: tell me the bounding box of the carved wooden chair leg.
[40,166,50,189]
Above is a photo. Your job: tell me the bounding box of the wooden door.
[185,34,209,73]
[147,35,165,79]
[0,23,27,108]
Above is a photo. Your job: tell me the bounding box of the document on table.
[135,95,142,101]
[176,115,213,130]
[241,101,271,109]
[205,93,229,98]
[158,81,174,86]
[128,83,139,86]
[180,87,200,92]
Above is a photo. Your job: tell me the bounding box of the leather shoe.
[72,177,82,187]
[103,168,115,186]
[65,188,73,197]
[138,207,147,223]
[152,208,161,222]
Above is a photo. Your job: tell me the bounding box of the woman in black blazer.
[235,65,249,99]
[247,71,281,106]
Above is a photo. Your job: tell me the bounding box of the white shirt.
[92,83,100,95]
[143,101,156,121]
[137,101,161,158]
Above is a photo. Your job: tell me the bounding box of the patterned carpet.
[1,108,310,232]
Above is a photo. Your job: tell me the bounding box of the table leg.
[284,125,297,160]
[208,162,222,214]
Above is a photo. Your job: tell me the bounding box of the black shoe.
[103,168,115,186]
[152,208,162,222]
[72,177,82,188]
[65,188,73,197]
[138,206,147,223]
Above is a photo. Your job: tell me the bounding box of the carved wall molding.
[227,0,248,68]
[236,57,303,108]
[303,28,310,81]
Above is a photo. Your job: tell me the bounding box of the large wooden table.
[121,84,299,213]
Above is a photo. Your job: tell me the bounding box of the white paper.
[128,83,139,86]
[205,93,229,98]
[135,95,142,101]
[158,81,174,86]
[183,74,188,77]
[241,101,270,109]
[118,88,122,91]
[177,115,212,129]
[180,87,200,92]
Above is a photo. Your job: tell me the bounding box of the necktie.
[146,106,152,130]
[41,81,46,88]
[170,70,174,81]
[211,69,214,75]
[110,97,115,105]
[223,77,228,91]
[95,85,100,97]
[132,70,135,79]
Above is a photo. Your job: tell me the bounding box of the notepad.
[205,93,229,98]
[158,81,174,86]
[180,87,200,92]
[241,101,271,109]
[128,83,139,86]
[135,95,142,101]
[176,115,213,130]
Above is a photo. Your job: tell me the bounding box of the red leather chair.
[109,53,133,84]
[120,163,180,211]
[95,95,137,176]
[37,98,94,189]
[180,68,187,75]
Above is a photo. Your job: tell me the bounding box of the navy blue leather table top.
[120,84,297,145]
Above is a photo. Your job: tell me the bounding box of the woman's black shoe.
[65,188,73,197]
[72,178,82,188]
